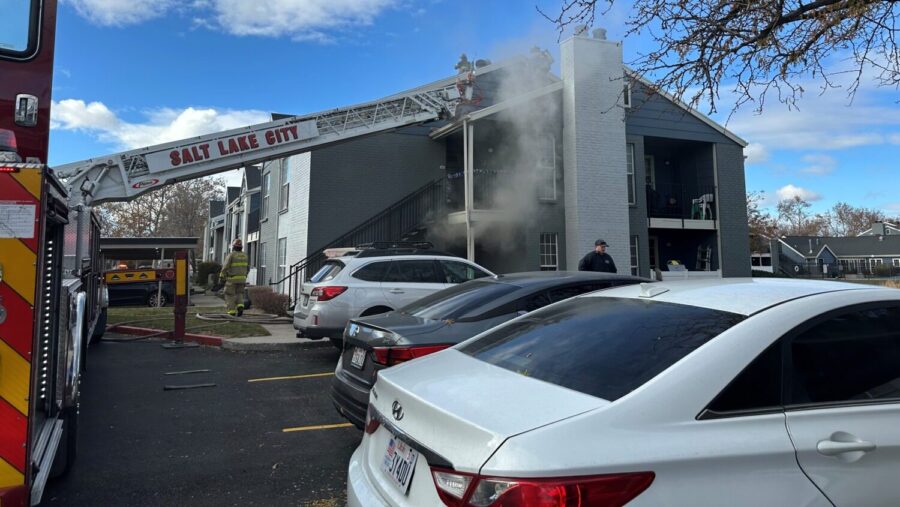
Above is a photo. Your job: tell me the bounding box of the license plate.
[351,347,366,369]
[382,435,418,494]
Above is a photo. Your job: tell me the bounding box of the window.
[400,280,518,321]
[309,260,344,283]
[439,260,490,284]
[626,144,636,205]
[0,0,37,57]
[623,82,632,108]
[630,235,639,276]
[461,298,744,401]
[279,161,290,211]
[788,305,900,405]
[258,242,267,285]
[539,233,558,271]
[276,238,287,291]
[704,341,783,417]
[894,259,900,268]
[384,260,441,283]
[261,172,271,220]
[353,261,391,282]
[537,135,556,200]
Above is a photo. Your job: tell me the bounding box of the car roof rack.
[351,241,458,259]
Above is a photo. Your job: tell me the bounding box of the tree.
[821,202,885,236]
[101,178,224,250]
[776,195,829,236]
[542,1,900,114]
[747,191,778,252]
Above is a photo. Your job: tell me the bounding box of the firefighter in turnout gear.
[221,239,249,316]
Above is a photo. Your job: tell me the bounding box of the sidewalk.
[190,289,332,351]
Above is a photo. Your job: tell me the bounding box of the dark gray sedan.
[330,271,648,428]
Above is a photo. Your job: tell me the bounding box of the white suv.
[293,249,493,348]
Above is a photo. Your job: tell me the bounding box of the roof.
[591,278,872,316]
[493,271,647,289]
[208,199,225,218]
[858,222,900,236]
[100,237,200,260]
[244,165,261,190]
[780,235,900,258]
[226,186,240,205]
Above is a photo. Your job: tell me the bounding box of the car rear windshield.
[310,261,344,283]
[400,280,518,321]
[460,297,744,401]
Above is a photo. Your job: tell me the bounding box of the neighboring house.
[243,30,751,295]
[201,199,225,264]
[771,222,900,277]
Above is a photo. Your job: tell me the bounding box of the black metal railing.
[446,169,513,211]
[273,177,447,304]
[646,183,717,220]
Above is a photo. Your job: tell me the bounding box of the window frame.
[0,0,41,61]
[698,301,900,420]
[279,161,290,212]
[629,235,639,276]
[258,242,267,285]
[626,143,636,205]
[276,238,287,291]
[539,232,559,271]
[622,82,632,108]
[537,135,557,201]
[261,172,271,221]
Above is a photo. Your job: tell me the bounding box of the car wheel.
[360,306,392,317]
[147,292,168,307]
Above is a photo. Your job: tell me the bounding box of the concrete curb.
[221,336,332,352]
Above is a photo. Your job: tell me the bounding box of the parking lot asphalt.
[43,335,357,507]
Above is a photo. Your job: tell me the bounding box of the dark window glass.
[789,305,900,405]
[521,292,552,312]
[439,260,491,284]
[462,297,744,401]
[705,341,783,415]
[547,283,613,303]
[384,260,441,283]
[309,260,343,283]
[352,261,390,282]
[400,280,518,320]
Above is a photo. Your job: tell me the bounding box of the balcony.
[646,183,717,230]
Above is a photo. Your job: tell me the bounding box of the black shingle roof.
[782,235,900,258]
[208,200,225,218]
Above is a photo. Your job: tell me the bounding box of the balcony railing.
[646,184,717,220]
[446,169,514,211]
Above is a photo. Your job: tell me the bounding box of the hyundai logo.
[391,400,404,421]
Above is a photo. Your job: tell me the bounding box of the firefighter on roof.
[220,238,249,316]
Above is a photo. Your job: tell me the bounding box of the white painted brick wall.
[561,35,631,269]
[286,152,312,267]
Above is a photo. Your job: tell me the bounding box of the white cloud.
[890,133,900,145]
[744,143,769,165]
[776,184,822,202]
[51,98,270,150]
[63,0,176,26]
[202,0,397,41]
[800,154,836,175]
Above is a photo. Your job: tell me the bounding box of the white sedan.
[347,279,900,507]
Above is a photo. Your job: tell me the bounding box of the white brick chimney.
[560,30,630,270]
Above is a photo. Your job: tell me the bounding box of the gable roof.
[781,235,900,258]
[226,186,240,205]
[208,200,225,218]
[244,165,261,190]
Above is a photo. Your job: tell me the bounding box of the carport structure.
[99,237,199,340]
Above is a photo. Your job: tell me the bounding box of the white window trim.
[893,258,900,267]
[539,232,558,271]
[261,172,271,221]
[279,162,290,212]
[630,235,639,276]
[538,135,557,201]
[626,143,636,206]
[623,82,632,108]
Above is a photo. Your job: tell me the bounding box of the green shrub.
[196,262,222,286]
[248,286,290,316]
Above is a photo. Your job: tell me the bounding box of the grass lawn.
[106,306,271,338]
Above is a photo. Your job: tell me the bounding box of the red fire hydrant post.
[173,250,188,341]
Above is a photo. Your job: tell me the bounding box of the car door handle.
[817,439,876,456]
[388,289,404,294]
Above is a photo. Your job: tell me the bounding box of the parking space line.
[248,372,333,383]
[282,423,354,433]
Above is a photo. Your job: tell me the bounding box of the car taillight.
[364,406,381,435]
[310,286,347,301]
[430,468,654,507]
[371,344,451,366]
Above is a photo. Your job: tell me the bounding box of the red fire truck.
[1,1,471,503]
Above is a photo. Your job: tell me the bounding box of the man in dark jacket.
[578,239,617,273]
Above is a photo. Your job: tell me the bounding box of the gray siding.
[306,125,445,253]
[715,143,751,277]
[626,82,736,144]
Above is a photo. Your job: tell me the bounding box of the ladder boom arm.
[56,86,462,205]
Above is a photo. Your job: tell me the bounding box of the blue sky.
[49,0,900,216]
